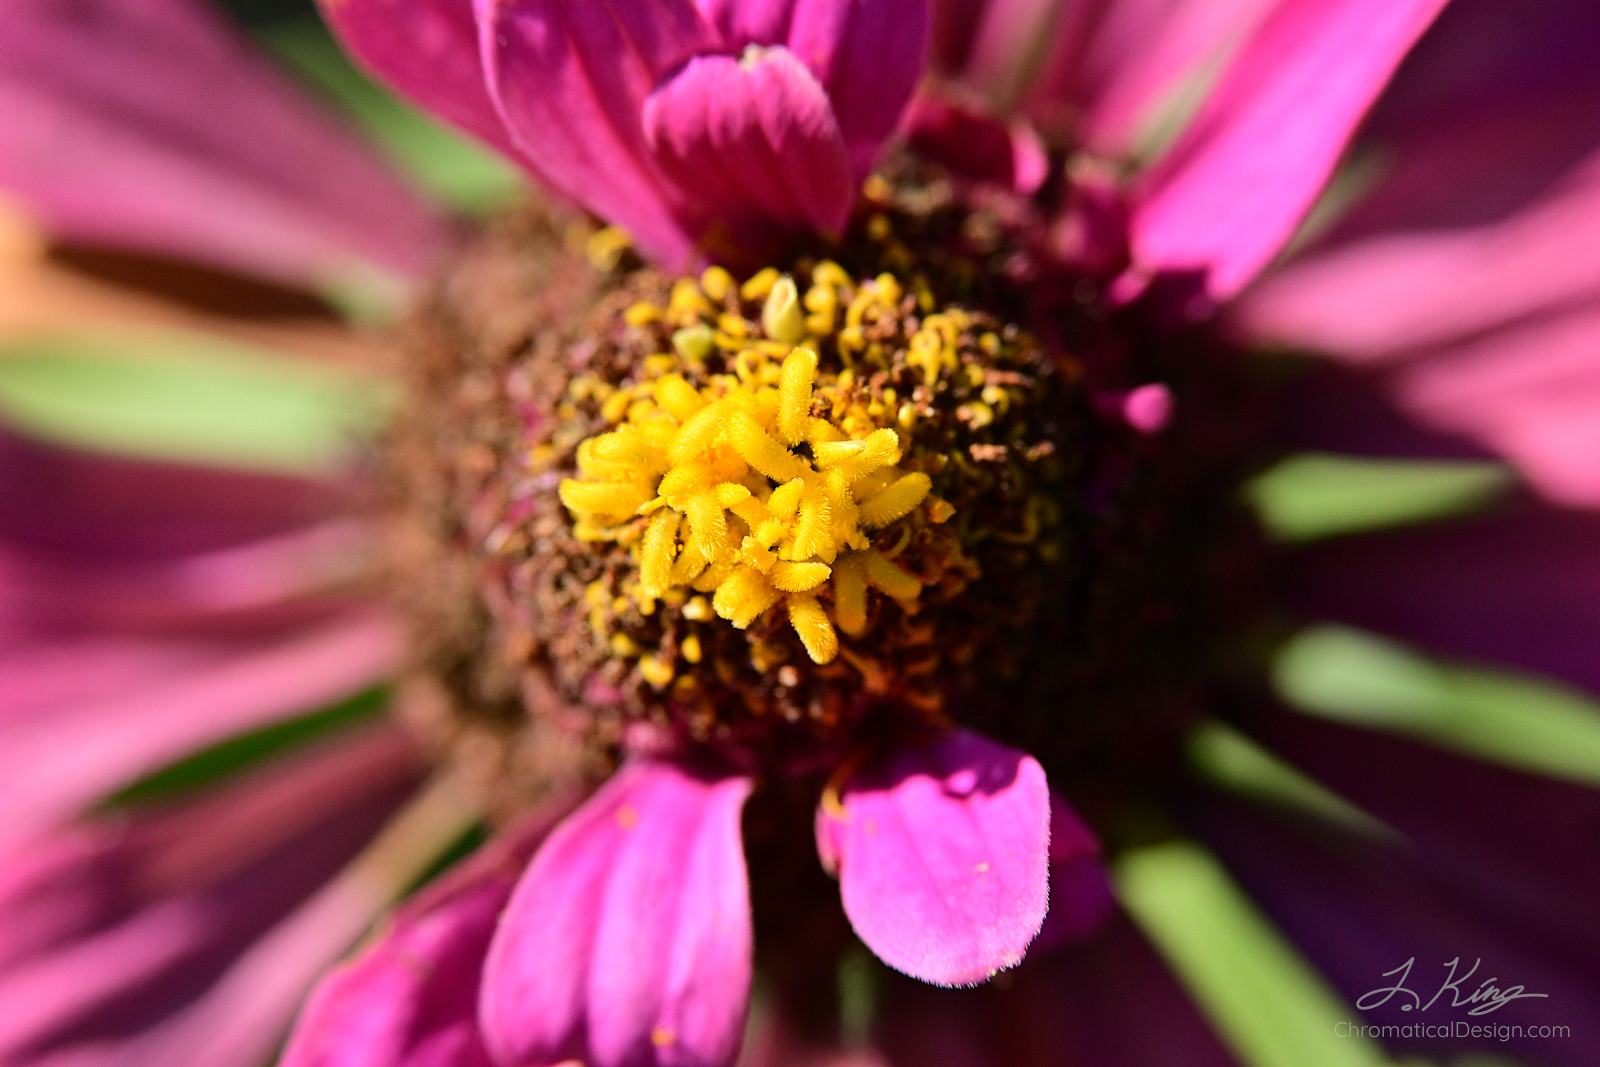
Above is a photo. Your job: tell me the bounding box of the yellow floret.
[788,594,838,664]
[777,347,817,445]
[860,472,932,528]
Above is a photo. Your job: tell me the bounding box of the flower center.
[388,169,1269,798]
[539,236,1083,774]
[560,258,1065,670]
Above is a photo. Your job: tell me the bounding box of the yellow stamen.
[788,594,838,664]
[777,346,817,445]
[860,472,932,528]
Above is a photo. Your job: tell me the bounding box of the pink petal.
[0,520,373,637]
[0,0,442,286]
[1026,0,1280,159]
[873,913,1237,1067]
[780,0,930,177]
[0,724,418,1064]
[481,761,755,1067]
[693,0,928,176]
[1390,305,1600,508]
[1124,0,1449,302]
[1225,0,1600,355]
[0,611,400,853]
[643,48,853,256]
[475,0,713,266]
[815,729,1051,986]
[1236,142,1600,361]
[0,428,340,559]
[318,0,519,162]
[1035,794,1114,951]
[1289,503,1600,698]
[932,0,1062,112]
[903,95,1049,195]
[477,0,925,266]
[280,806,570,1067]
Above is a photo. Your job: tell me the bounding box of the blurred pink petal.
[1034,795,1114,951]
[1023,0,1278,158]
[816,729,1050,986]
[0,0,443,287]
[281,805,570,1067]
[0,611,400,853]
[1124,0,1449,302]
[0,520,373,638]
[1237,141,1600,360]
[1354,0,1600,153]
[474,0,712,266]
[931,0,1060,111]
[0,724,419,1065]
[0,429,342,560]
[317,0,523,164]
[1288,503,1600,697]
[1228,3,1600,508]
[903,95,1049,195]
[1393,306,1600,508]
[644,49,853,250]
[775,0,929,177]
[874,913,1238,1067]
[1191,767,1600,1065]
[1121,382,1173,433]
[1076,0,1277,158]
[481,760,754,1067]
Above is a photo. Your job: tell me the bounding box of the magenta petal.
[281,809,566,1067]
[319,0,522,165]
[0,0,442,285]
[1389,305,1600,508]
[697,0,929,174]
[0,520,371,637]
[816,729,1051,986]
[1235,145,1600,361]
[476,0,712,266]
[644,48,853,249]
[1125,0,1449,301]
[1035,794,1114,951]
[0,612,399,852]
[903,95,1048,195]
[0,429,340,560]
[1029,0,1279,159]
[0,724,417,1064]
[783,0,930,177]
[1289,503,1600,697]
[481,761,755,1067]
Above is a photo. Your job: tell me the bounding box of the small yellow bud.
[761,276,807,344]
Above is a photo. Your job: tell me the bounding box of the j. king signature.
[1357,958,1549,1016]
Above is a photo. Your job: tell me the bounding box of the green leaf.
[1273,624,1600,787]
[261,17,521,213]
[0,330,388,473]
[1188,721,1397,839]
[1117,840,1398,1067]
[1245,453,1513,542]
[106,686,389,807]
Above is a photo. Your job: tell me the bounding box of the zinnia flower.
[2,0,1598,1065]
